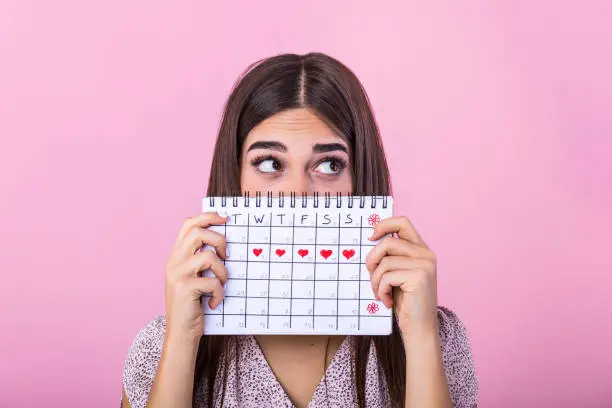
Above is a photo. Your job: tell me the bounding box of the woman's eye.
[315,160,341,175]
[257,159,282,173]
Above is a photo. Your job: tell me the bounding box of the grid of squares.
[202,199,392,334]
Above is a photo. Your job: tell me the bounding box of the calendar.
[200,193,393,335]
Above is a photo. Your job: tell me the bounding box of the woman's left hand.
[365,216,439,337]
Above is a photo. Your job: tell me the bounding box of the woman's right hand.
[164,212,229,341]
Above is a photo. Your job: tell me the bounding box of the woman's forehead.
[245,109,347,151]
[251,108,332,133]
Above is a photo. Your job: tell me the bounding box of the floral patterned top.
[122,306,478,407]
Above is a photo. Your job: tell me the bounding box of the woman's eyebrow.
[312,143,348,154]
[246,141,287,152]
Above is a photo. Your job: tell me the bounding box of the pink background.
[1,1,611,407]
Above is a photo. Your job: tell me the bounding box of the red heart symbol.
[297,249,309,258]
[253,248,263,257]
[275,249,286,257]
[342,249,355,259]
[320,249,333,259]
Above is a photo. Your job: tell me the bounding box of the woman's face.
[240,108,353,194]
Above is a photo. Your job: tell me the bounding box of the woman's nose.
[278,171,311,195]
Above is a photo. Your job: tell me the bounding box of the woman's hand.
[366,216,453,407]
[164,212,229,341]
[365,216,439,336]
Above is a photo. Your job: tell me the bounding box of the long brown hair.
[198,52,406,407]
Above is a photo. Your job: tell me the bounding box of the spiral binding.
[208,192,389,208]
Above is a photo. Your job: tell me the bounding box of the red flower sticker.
[368,213,381,226]
[366,302,379,314]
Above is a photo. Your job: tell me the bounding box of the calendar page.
[200,194,393,335]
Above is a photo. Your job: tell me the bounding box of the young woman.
[122,52,478,408]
